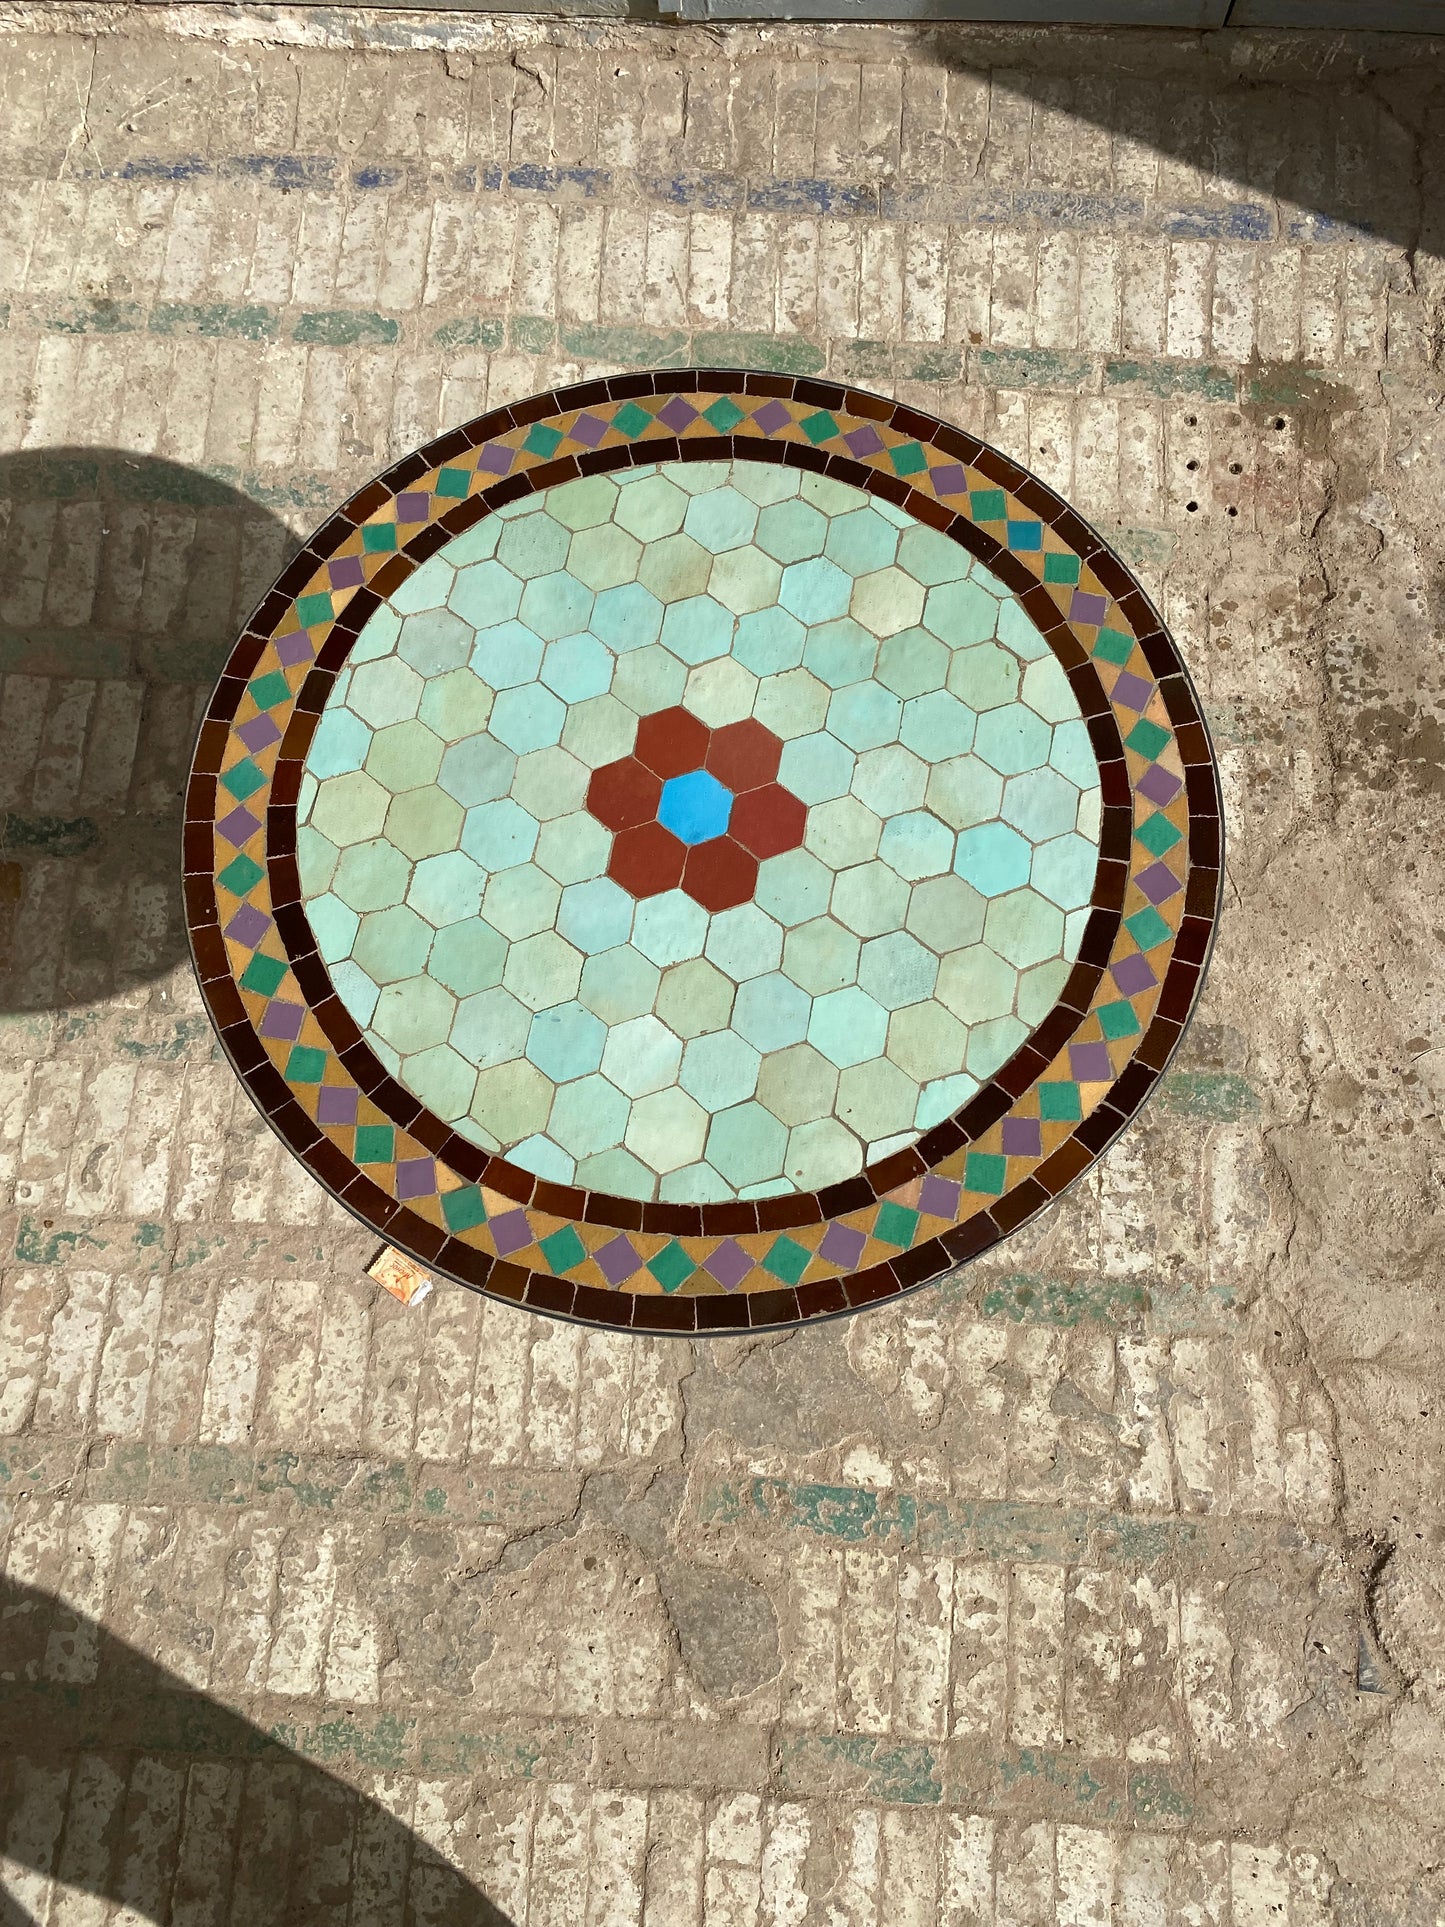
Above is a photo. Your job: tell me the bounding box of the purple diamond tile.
[1071,590,1109,627]
[237,714,281,754]
[328,556,365,590]
[259,999,305,1042]
[274,629,313,667]
[216,804,261,848]
[1137,861,1182,905]
[478,443,514,476]
[396,491,430,522]
[657,396,698,433]
[1069,1040,1113,1083]
[1112,670,1154,712]
[845,424,884,458]
[395,1155,437,1201]
[225,903,271,948]
[317,1084,359,1126]
[596,1234,643,1286]
[819,1222,867,1269]
[918,1174,961,1219]
[1111,952,1158,996]
[489,1208,535,1257]
[931,463,968,496]
[1002,1117,1043,1159]
[703,1239,753,1291]
[752,399,791,434]
[1137,763,1183,806]
[571,412,607,447]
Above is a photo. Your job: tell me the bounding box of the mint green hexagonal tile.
[373,973,456,1055]
[655,957,734,1037]
[782,916,860,995]
[431,920,508,998]
[836,1056,917,1142]
[601,1013,683,1098]
[469,1057,553,1143]
[638,533,712,604]
[576,1146,655,1196]
[683,486,758,554]
[830,860,910,938]
[450,984,532,1066]
[625,1086,709,1175]
[804,796,881,871]
[915,1070,979,1130]
[311,769,390,845]
[540,632,613,703]
[547,1073,628,1159]
[784,1116,861,1190]
[561,693,637,766]
[755,497,827,564]
[407,849,486,926]
[440,734,517,809]
[851,744,926,817]
[926,754,1002,831]
[898,523,974,587]
[900,690,976,763]
[497,508,571,579]
[858,931,939,1010]
[706,1101,787,1189]
[386,785,464,860]
[807,985,888,1067]
[934,942,1016,1023]
[462,797,538,870]
[730,464,801,508]
[519,571,594,644]
[732,972,811,1052]
[779,730,855,805]
[330,837,410,913]
[590,582,664,663]
[974,703,1053,777]
[353,904,432,984]
[755,1042,839,1128]
[685,657,758,728]
[659,1161,731,1203]
[489,684,566,754]
[997,597,1051,660]
[401,1043,477,1121]
[611,642,687,714]
[614,473,688,542]
[923,579,1002,651]
[297,824,340,896]
[803,616,877,690]
[632,889,708,967]
[734,605,806,677]
[577,943,663,1024]
[753,667,829,741]
[659,594,734,666]
[547,473,620,532]
[947,642,1020,712]
[472,620,544,691]
[441,518,502,567]
[708,545,782,617]
[366,720,444,793]
[984,887,1066,968]
[1002,768,1081,843]
[780,556,851,625]
[449,560,524,630]
[801,473,868,515]
[307,705,372,778]
[824,506,900,576]
[527,999,606,1081]
[954,821,1032,896]
[306,891,359,964]
[966,1013,1028,1080]
[399,607,472,677]
[350,608,401,663]
[509,1135,576,1185]
[886,1000,968,1084]
[346,658,424,730]
[534,809,611,886]
[1018,956,1071,1027]
[330,959,380,1027]
[704,904,783,982]
[827,682,903,753]
[511,746,589,823]
[418,668,494,744]
[389,553,452,615]
[906,873,986,954]
[502,930,583,1012]
[878,809,954,883]
[558,876,634,952]
[1049,719,1099,789]
[755,847,832,926]
[1021,653,1081,724]
[680,1029,760,1109]
[851,567,926,640]
[483,863,562,941]
[877,628,949,701]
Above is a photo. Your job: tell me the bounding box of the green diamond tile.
[968,488,1007,521]
[613,402,651,438]
[240,952,288,996]
[888,442,927,477]
[539,1225,587,1274]
[1038,1080,1082,1122]
[296,592,334,627]
[441,1185,488,1233]
[1094,628,1135,666]
[964,1150,1007,1195]
[218,852,265,897]
[1126,905,1172,951]
[355,1124,396,1163]
[220,758,266,802]
[762,1235,810,1285]
[703,397,746,432]
[247,670,291,711]
[648,1239,697,1292]
[1125,717,1171,761]
[524,423,563,457]
[436,466,471,498]
[1097,999,1142,1040]
[875,1200,919,1247]
[1043,551,1081,585]
[285,1045,327,1082]
[362,522,398,552]
[801,410,839,444]
[1135,812,1183,858]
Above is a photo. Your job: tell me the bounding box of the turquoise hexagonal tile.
[824,506,899,576]
[706,1102,787,1189]
[1049,718,1099,789]
[448,559,525,629]
[915,1071,979,1130]
[510,1134,576,1184]
[754,848,832,926]
[684,485,758,554]
[659,593,734,666]
[527,999,606,1081]
[1031,831,1100,910]
[704,904,783,982]
[471,619,544,691]
[900,690,976,763]
[827,682,904,753]
[407,849,486,925]
[558,876,635,952]
[462,797,539,870]
[389,553,452,615]
[489,683,566,753]
[858,932,939,1010]
[307,705,373,778]
[591,581,664,653]
[974,703,1054,777]
[877,809,954,882]
[778,730,856,805]
[680,1030,760,1109]
[372,974,456,1055]
[954,821,1032,896]
[922,579,1002,651]
[307,891,359,962]
[734,604,806,677]
[329,959,380,1027]
[1002,768,1081,843]
[541,632,613,703]
[398,607,472,677]
[601,1014,683,1098]
[632,890,709,967]
[450,985,531,1066]
[732,972,812,1052]
[803,616,877,689]
[353,905,433,984]
[518,571,595,644]
[780,556,852,625]
[439,733,517,808]
[807,985,889,1067]
[496,508,571,578]
[430,920,508,998]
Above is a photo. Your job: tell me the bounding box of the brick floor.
[1,8,1443,1922]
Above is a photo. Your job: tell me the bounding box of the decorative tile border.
[185,371,1222,1335]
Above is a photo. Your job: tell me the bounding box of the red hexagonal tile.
[635,705,710,780]
[610,820,687,897]
[588,756,661,832]
[729,783,808,860]
[682,837,758,912]
[706,718,782,793]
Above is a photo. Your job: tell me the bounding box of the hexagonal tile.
[850,567,925,638]
[489,683,566,753]
[782,916,860,995]
[398,606,472,677]
[541,632,613,703]
[496,508,571,579]
[331,837,411,913]
[984,888,1066,967]
[704,903,783,982]
[780,556,852,625]
[851,744,926,817]
[566,523,642,592]
[824,505,900,576]
[935,942,1016,1023]
[654,956,734,1037]
[732,972,812,1052]
[974,703,1053,777]
[462,797,539,870]
[430,920,508,998]
[1031,832,1099,910]
[385,785,464,860]
[407,849,486,925]
[601,1013,683,1098]
[613,473,689,541]
[836,1056,917,1141]
[483,863,562,941]
[807,985,889,1067]
[827,682,904,753]
[451,984,531,1066]
[857,931,939,1010]
[886,1001,969,1084]
[400,1044,477,1121]
[346,657,424,729]
[753,667,830,742]
[527,999,606,1081]
[876,809,954,883]
[784,1116,861,1190]
[440,734,517,808]
[754,847,833,926]
[954,821,1032,897]
[353,905,432,984]
[755,1042,839,1129]
[830,860,910,939]
[308,705,373,777]
[311,769,390,845]
[1002,768,1080,843]
[755,497,827,564]
[447,558,524,629]
[659,594,734,667]
[803,616,878,690]
[734,605,806,677]
[905,873,986,954]
[470,1057,553,1142]
[418,668,494,743]
[638,533,712,603]
[471,620,544,691]
[685,656,759,728]
[306,891,358,962]
[706,1102,787,1189]
[625,1086,708,1174]
[684,486,758,554]
[947,642,1020,712]
[502,930,583,1011]
[923,579,1002,651]
[926,754,1003,831]
[372,974,456,1055]
[558,876,634,952]
[900,690,975,763]
[546,473,620,531]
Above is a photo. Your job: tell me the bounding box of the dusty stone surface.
[0,7,1443,1921]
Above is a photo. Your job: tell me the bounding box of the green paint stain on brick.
[292,310,399,347]
[511,314,556,352]
[433,315,505,349]
[1104,358,1235,402]
[149,301,278,341]
[999,1747,1118,1818]
[14,1218,106,1264]
[1130,1770,1193,1824]
[0,813,98,858]
[1155,1070,1259,1120]
[560,324,690,367]
[46,299,144,335]
[971,347,1092,390]
[780,1734,941,1805]
[979,1271,1149,1328]
[696,332,825,376]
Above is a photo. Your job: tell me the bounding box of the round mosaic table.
[186,372,1222,1334]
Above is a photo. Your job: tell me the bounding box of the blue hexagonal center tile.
[658,768,733,845]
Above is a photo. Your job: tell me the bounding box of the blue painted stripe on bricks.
[747,177,880,216]
[1162,202,1274,240]
[641,171,745,209]
[506,162,614,197]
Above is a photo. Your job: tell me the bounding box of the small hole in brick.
[1229,462,1243,474]
[1186,459,1199,471]
[1274,417,1286,430]
[1186,501,1199,512]
[1227,505,1238,517]
[1184,415,1197,427]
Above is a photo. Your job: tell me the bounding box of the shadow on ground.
[0,1574,514,1926]
[0,451,299,1016]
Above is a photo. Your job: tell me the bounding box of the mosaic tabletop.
[186,372,1222,1334]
